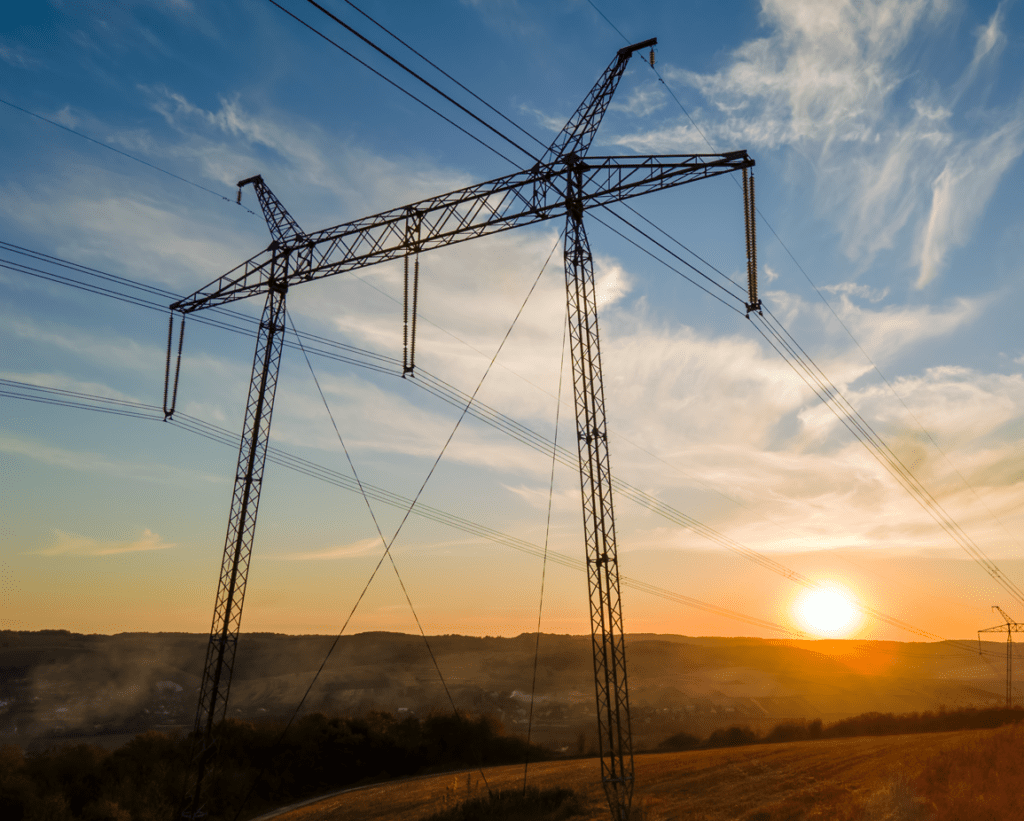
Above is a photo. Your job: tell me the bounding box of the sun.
[795,586,860,637]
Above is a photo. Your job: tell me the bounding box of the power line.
[585,0,631,44]
[235,230,568,818]
[0,97,257,215]
[9,239,1019,637]
[8,376,1014,660]
[302,0,539,163]
[0,377,797,636]
[749,309,1024,608]
[524,313,567,790]
[338,0,549,156]
[596,205,748,303]
[579,2,1024,610]
[228,309,496,821]
[264,0,522,167]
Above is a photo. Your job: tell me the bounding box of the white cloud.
[916,118,1024,287]
[0,371,143,403]
[612,85,668,118]
[36,528,175,556]
[270,537,383,561]
[140,87,473,218]
[761,288,982,380]
[518,104,569,138]
[959,4,1007,91]
[0,40,40,69]
[619,0,1024,286]
[0,433,223,485]
[820,282,888,303]
[2,316,161,374]
[0,176,249,292]
[666,0,932,148]
[609,122,709,154]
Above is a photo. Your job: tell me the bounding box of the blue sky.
[2,0,1023,642]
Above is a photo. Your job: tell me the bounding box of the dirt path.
[273,730,984,821]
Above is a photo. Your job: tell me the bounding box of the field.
[269,727,1021,821]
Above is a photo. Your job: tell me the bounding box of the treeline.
[0,710,550,821]
[657,705,1024,752]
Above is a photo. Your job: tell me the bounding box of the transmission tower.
[979,605,1024,707]
[165,39,756,821]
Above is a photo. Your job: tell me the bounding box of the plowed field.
[268,729,991,821]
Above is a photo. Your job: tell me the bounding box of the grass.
[913,721,1024,821]
[277,724,1024,821]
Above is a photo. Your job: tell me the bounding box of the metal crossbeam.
[171,153,750,314]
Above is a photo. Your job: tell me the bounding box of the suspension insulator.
[163,312,185,420]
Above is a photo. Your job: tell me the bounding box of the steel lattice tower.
[165,39,756,821]
[564,154,633,814]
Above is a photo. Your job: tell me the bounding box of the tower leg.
[564,169,633,821]
[180,282,287,819]
[1008,633,1013,708]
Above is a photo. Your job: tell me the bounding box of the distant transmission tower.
[978,605,1023,707]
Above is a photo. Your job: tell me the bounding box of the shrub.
[3,710,552,821]
[762,721,810,744]
[704,726,758,749]
[419,787,584,821]
[656,732,701,752]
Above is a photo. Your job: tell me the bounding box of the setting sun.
[796,586,860,637]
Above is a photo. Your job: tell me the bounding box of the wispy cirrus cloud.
[915,117,1024,287]
[269,538,382,561]
[614,0,1024,287]
[611,85,668,119]
[0,432,223,485]
[36,528,175,556]
[139,86,473,218]
[0,40,41,69]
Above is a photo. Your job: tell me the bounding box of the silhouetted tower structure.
[164,40,757,821]
[979,605,1024,707]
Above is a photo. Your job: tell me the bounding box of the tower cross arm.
[980,605,1024,633]
[575,152,754,206]
[171,151,752,315]
[171,163,561,314]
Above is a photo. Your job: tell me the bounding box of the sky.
[2,0,1023,645]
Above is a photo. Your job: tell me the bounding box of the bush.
[704,726,758,748]
[1,710,552,821]
[762,721,811,744]
[656,706,1024,755]
[420,787,584,821]
[656,732,701,752]
[0,745,41,821]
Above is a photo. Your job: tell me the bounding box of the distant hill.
[0,629,1008,752]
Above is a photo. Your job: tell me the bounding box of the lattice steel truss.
[166,38,755,820]
[564,157,633,817]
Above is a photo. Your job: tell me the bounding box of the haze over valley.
[2,630,1014,754]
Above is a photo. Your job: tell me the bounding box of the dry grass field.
[270,726,1024,821]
